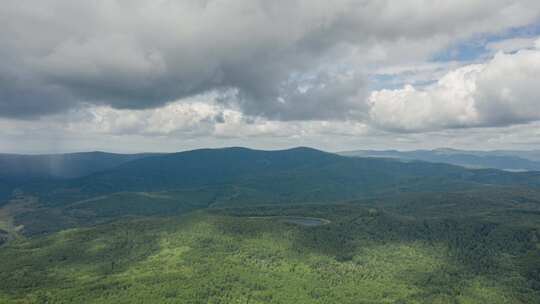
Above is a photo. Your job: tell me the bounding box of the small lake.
[247,216,330,226]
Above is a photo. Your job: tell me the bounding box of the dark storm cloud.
[1,0,540,120]
[232,72,368,121]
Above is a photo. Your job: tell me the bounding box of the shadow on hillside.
[0,217,164,295]
[213,203,540,296]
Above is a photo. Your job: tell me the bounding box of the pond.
[247,216,330,227]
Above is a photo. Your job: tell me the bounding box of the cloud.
[61,95,371,139]
[1,0,540,120]
[368,39,540,131]
[368,66,482,131]
[4,99,540,154]
[486,37,538,53]
[0,93,374,154]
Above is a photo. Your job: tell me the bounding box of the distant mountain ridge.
[3,147,540,208]
[1,146,540,236]
[24,147,540,208]
[0,151,161,204]
[339,149,540,171]
[0,151,161,181]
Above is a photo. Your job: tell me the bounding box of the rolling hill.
[339,148,540,171]
[2,147,534,235]
[0,151,160,182]
[0,151,160,206]
[1,147,540,303]
[32,147,540,205]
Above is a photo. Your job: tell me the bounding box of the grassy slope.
[1,204,539,304]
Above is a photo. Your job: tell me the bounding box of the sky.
[1,0,540,154]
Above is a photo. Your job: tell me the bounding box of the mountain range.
[1,147,540,302]
[0,147,539,236]
[339,148,540,171]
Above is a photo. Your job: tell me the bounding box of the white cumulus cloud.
[368,40,540,132]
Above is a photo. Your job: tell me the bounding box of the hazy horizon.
[2,3,540,302]
[3,146,540,157]
[1,1,540,154]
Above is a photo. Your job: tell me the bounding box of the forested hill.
[339,149,540,171]
[0,179,14,203]
[1,147,540,304]
[0,151,160,206]
[0,151,159,181]
[26,147,540,207]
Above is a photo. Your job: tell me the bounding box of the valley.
[0,148,539,303]
[3,4,540,303]
[1,204,538,303]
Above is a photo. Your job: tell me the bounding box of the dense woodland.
[0,148,540,303]
[1,203,539,303]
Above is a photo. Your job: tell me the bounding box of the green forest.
[1,201,539,303]
[2,1,540,302]
[1,148,540,303]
